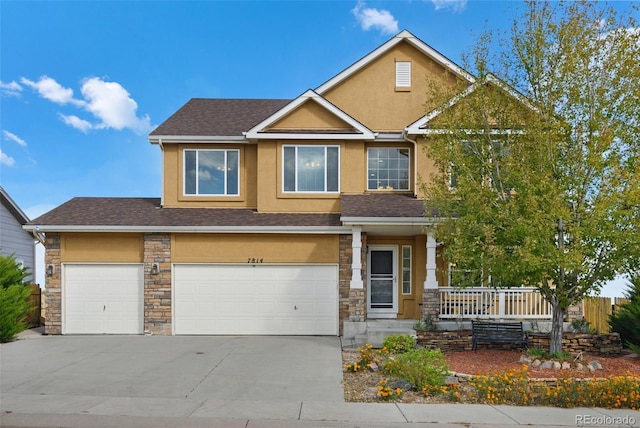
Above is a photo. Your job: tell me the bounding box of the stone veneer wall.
[529,332,622,356]
[143,233,172,335]
[422,288,439,322]
[416,330,622,356]
[44,232,61,335]
[338,233,367,335]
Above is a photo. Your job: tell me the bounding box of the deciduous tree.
[423,1,640,353]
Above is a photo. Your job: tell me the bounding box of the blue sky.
[1,0,636,293]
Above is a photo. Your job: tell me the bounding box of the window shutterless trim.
[183,148,240,196]
[282,145,340,193]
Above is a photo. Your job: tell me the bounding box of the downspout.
[403,130,419,198]
[29,227,46,246]
[158,138,164,207]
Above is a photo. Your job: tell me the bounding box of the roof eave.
[244,132,375,141]
[340,216,439,225]
[23,224,352,234]
[149,135,248,144]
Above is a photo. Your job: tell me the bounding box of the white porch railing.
[438,287,552,319]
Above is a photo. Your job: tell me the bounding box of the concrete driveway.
[1,333,344,420]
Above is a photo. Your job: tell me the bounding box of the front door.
[367,246,397,318]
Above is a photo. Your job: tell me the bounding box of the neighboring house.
[1,186,37,282]
[25,30,554,338]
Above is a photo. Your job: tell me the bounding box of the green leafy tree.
[609,274,640,351]
[423,1,640,353]
[0,253,33,342]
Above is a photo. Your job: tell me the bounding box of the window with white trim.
[367,148,410,190]
[401,246,412,294]
[396,61,411,87]
[283,145,339,193]
[184,149,239,196]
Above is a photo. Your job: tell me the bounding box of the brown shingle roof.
[149,98,291,137]
[340,193,429,218]
[28,198,341,228]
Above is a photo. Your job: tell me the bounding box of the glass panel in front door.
[370,250,394,309]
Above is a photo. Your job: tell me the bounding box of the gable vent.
[396,61,411,87]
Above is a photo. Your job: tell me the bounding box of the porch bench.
[471,321,528,351]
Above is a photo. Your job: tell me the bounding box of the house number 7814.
[247,258,264,264]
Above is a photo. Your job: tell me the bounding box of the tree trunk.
[549,298,565,354]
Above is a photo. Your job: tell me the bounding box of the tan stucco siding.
[416,136,439,196]
[161,143,257,208]
[323,42,462,132]
[61,233,144,262]
[270,100,354,131]
[172,233,339,263]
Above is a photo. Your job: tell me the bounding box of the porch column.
[350,226,364,289]
[422,231,440,321]
[424,231,439,290]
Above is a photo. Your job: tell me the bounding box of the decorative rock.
[588,360,603,370]
[445,375,459,385]
[391,379,414,391]
[561,362,571,370]
[519,355,532,364]
[576,363,584,371]
[532,359,542,368]
[540,361,554,369]
[553,361,562,370]
[368,362,379,372]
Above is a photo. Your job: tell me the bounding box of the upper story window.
[367,148,410,191]
[184,149,239,196]
[283,145,339,193]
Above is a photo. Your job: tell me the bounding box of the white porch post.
[424,232,439,290]
[350,226,364,289]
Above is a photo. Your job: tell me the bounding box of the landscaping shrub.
[469,366,533,405]
[382,348,449,389]
[344,344,389,372]
[382,334,416,354]
[469,367,640,409]
[0,285,32,342]
[609,274,640,350]
[376,378,404,401]
[0,253,32,343]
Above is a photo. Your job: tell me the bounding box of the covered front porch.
[339,193,554,346]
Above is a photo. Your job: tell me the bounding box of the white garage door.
[174,264,338,335]
[64,264,143,334]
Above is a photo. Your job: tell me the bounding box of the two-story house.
[27,30,541,339]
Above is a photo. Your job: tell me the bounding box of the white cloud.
[2,130,27,147]
[431,0,467,13]
[21,76,84,106]
[0,80,22,97]
[21,75,153,135]
[352,1,399,35]
[80,77,152,134]
[0,149,15,166]
[59,114,93,133]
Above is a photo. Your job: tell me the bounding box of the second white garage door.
[173,264,338,335]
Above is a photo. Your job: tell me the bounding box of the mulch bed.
[342,349,640,403]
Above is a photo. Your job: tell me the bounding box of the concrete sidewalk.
[1,330,639,427]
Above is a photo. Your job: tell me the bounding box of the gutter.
[148,135,248,144]
[340,216,440,226]
[21,224,353,234]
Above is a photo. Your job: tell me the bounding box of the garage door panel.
[64,264,143,334]
[174,264,338,335]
